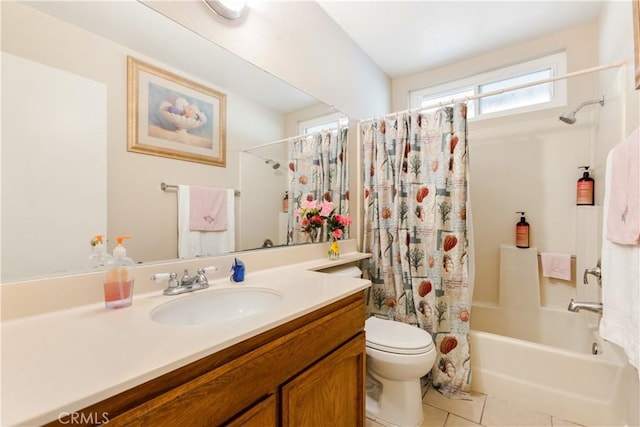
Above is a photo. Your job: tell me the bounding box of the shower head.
[559,96,604,125]
[265,159,281,170]
[243,150,281,170]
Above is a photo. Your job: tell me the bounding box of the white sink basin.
[150,287,283,326]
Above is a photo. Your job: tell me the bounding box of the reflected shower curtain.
[361,104,472,398]
[287,127,349,244]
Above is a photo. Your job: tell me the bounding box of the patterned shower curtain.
[361,104,471,399]
[287,127,349,244]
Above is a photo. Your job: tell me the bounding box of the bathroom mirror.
[1,1,342,282]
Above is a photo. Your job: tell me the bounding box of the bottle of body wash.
[515,212,530,248]
[576,166,595,206]
[86,235,112,271]
[103,236,135,309]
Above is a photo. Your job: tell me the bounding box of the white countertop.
[1,256,371,426]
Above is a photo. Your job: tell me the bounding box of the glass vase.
[328,238,340,260]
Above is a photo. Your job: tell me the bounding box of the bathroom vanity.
[48,293,365,426]
[1,242,371,426]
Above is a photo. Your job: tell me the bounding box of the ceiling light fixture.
[204,0,247,20]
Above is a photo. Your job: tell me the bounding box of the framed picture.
[634,0,640,90]
[127,56,226,166]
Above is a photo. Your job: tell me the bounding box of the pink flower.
[335,214,352,226]
[319,201,335,217]
[332,229,343,239]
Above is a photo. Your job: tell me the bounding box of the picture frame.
[127,56,227,166]
[634,0,640,90]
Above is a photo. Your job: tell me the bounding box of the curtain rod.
[361,60,625,123]
[244,123,349,151]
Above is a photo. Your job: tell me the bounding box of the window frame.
[297,112,348,135]
[409,51,567,121]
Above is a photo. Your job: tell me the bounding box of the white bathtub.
[470,303,628,426]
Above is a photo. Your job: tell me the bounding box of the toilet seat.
[365,316,434,355]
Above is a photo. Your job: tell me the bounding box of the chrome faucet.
[151,266,218,296]
[583,259,601,285]
[567,298,603,314]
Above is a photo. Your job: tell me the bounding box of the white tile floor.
[366,384,585,427]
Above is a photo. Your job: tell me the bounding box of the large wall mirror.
[1,1,345,283]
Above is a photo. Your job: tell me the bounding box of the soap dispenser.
[576,166,595,206]
[515,212,530,249]
[86,235,112,271]
[103,236,135,309]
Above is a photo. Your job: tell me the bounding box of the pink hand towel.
[606,127,640,245]
[540,252,571,281]
[189,186,228,232]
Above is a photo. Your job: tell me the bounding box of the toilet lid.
[365,316,434,355]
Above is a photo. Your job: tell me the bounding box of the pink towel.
[540,252,571,281]
[189,186,228,232]
[606,127,640,245]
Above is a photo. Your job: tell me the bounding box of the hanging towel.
[606,127,640,245]
[599,153,640,374]
[189,186,228,231]
[178,186,235,258]
[540,252,572,281]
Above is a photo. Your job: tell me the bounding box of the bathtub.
[470,303,628,426]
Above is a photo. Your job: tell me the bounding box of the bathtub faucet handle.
[583,260,601,286]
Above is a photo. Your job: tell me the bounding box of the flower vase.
[308,228,319,243]
[328,238,340,260]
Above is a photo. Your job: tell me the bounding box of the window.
[409,52,566,121]
[298,113,348,135]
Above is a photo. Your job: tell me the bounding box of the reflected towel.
[189,186,228,231]
[606,127,640,245]
[540,252,571,281]
[178,186,235,258]
[600,153,640,374]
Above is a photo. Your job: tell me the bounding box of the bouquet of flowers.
[326,211,352,240]
[294,199,351,242]
[295,199,334,242]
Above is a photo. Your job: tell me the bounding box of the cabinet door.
[226,394,277,427]
[281,333,365,427]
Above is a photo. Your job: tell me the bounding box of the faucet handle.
[198,266,218,275]
[151,272,179,289]
[583,263,602,285]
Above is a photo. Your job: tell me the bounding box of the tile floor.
[366,384,585,427]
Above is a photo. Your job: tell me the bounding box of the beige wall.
[142,1,391,121]
[393,24,600,307]
[1,2,287,264]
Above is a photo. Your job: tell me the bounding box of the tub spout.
[567,299,603,314]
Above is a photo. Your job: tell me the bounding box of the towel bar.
[161,182,241,197]
[537,252,576,260]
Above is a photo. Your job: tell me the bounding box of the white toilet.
[365,316,436,427]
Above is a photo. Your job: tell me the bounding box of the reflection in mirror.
[239,115,350,252]
[1,1,347,283]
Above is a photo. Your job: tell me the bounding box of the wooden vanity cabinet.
[45,292,366,427]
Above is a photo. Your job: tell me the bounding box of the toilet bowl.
[365,316,436,427]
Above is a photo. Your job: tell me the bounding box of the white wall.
[596,1,640,425]
[394,24,600,307]
[1,53,107,282]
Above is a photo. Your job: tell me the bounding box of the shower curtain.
[361,104,472,399]
[287,126,349,244]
